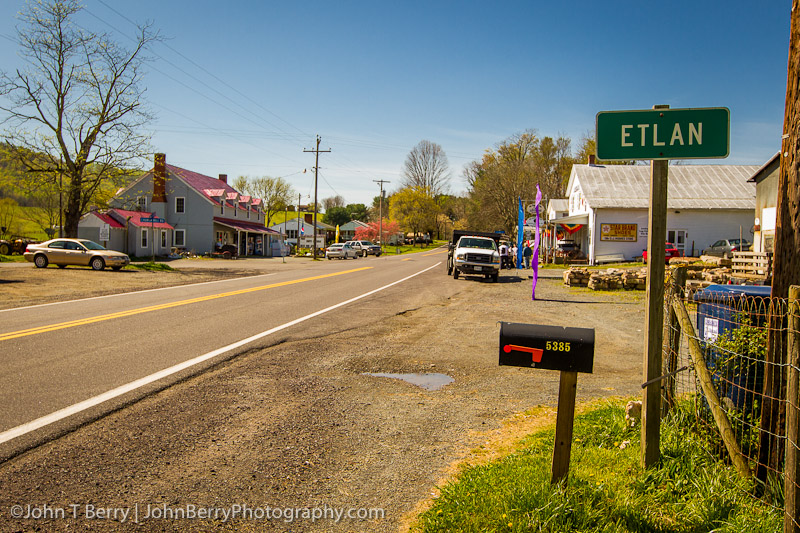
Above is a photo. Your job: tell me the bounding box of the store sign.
[600,223,637,242]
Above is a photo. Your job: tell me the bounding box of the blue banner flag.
[516,197,524,269]
[532,184,542,300]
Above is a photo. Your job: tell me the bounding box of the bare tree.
[401,140,450,197]
[322,195,345,211]
[0,0,159,237]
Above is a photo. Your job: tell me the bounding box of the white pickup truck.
[451,235,501,282]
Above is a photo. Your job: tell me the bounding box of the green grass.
[128,261,175,272]
[1,205,53,241]
[412,400,780,532]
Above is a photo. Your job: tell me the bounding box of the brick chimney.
[219,174,227,184]
[153,153,167,203]
[588,154,596,165]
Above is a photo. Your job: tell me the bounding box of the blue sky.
[0,1,792,205]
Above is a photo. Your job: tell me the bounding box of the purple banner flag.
[516,197,524,269]
[531,184,542,300]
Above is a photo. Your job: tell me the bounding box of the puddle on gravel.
[363,372,454,391]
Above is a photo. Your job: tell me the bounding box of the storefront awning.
[548,213,589,226]
[213,218,280,235]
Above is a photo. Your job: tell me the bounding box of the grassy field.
[1,205,53,241]
[411,399,780,532]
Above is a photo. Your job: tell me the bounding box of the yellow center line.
[0,267,372,342]
[422,250,448,256]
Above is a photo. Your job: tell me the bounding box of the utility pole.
[304,135,331,260]
[373,179,390,252]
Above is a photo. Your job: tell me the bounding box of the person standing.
[499,242,509,269]
[523,241,533,269]
[511,244,518,268]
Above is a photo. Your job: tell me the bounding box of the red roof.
[111,209,175,229]
[88,211,125,228]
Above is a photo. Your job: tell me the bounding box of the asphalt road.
[0,250,449,458]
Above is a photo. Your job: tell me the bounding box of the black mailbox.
[499,322,595,374]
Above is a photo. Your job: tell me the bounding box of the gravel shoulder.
[0,261,645,532]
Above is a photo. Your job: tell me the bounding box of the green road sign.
[596,107,729,160]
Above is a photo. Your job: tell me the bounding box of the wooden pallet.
[731,251,772,282]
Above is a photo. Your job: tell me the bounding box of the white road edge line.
[0,262,441,446]
[0,272,278,314]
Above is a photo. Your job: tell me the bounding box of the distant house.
[747,152,779,253]
[339,220,369,242]
[104,154,282,256]
[556,163,757,264]
[269,213,331,249]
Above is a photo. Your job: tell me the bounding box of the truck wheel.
[0,243,9,255]
[453,268,459,280]
[493,273,499,283]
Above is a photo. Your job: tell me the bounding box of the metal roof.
[568,164,758,210]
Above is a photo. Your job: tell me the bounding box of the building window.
[140,228,148,248]
[220,203,224,215]
[161,230,167,248]
[234,206,237,217]
[175,197,185,214]
[138,196,148,211]
[246,208,250,219]
[174,229,185,247]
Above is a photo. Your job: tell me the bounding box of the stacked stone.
[702,267,732,284]
[700,255,732,267]
[563,267,591,286]
[622,268,647,290]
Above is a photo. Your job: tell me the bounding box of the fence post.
[785,285,799,533]
[665,266,687,416]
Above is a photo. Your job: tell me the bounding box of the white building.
[554,163,757,264]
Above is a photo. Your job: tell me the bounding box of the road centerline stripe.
[0,262,440,446]
[0,267,372,342]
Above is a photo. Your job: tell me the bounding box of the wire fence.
[662,269,799,531]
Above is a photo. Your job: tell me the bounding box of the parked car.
[642,242,681,264]
[345,240,382,257]
[23,238,130,270]
[555,241,583,260]
[325,242,359,260]
[702,238,752,258]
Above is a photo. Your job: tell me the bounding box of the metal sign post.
[499,322,595,484]
[596,104,730,468]
[140,213,165,263]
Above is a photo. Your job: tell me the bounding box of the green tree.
[465,131,542,235]
[0,0,159,237]
[235,175,294,227]
[390,186,438,246]
[346,203,368,222]
[323,206,350,227]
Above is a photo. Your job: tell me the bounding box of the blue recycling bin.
[693,284,771,411]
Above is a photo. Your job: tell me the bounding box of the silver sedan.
[325,243,359,260]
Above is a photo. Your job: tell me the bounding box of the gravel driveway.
[0,259,645,532]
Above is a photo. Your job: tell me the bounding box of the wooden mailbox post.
[499,322,595,484]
